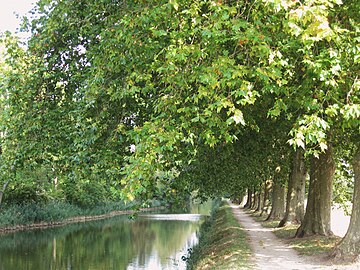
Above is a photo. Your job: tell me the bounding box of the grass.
[188,201,253,270]
[289,235,341,256]
[246,209,341,257]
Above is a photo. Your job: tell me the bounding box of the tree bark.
[260,180,271,216]
[255,186,263,212]
[279,149,306,227]
[332,146,360,261]
[295,144,335,237]
[266,178,285,221]
[0,181,10,206]
[252,189,259,210]
[244,188,253,209]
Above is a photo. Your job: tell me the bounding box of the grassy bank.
[0,200,163,233]
[188,200,253,270]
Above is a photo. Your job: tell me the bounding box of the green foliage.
[60,176,107,207]
[333,148,355,215]
[4,183,48,205]
[0,0,359,213]
[1,165,57,205]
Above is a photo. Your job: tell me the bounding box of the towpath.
[229,203,359,270]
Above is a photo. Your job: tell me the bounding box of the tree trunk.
[266,179,285,221]
[252,189,259,210]
[244,188,252,209]
[0,181,10,206]
[255,186,263,212]
[239,194,244,205]
[231,194,244,205]
[332,146,360,261]
[260,180,271,216]
[295,144,335,237]
[279,149,306,227]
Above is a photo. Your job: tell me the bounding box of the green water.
[0,202,211,270]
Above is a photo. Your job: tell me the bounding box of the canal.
[0,202,212,270]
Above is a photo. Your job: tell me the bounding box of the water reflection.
[139,214,204,221]
[0,202,211,270]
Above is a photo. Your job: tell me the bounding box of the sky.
[0,0,36,34]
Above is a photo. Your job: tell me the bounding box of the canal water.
[0,202,212,270]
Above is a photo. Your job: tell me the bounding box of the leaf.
[169,0,179,11]
[232,109,245,125]
[319,142,328,151]
[287,22,302,37]
[295,138,305,149]
[325,105,339,117]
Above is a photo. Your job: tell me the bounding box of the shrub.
[4,183,48,205]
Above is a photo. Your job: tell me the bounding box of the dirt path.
[229,203,359,270]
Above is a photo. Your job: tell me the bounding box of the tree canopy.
[1,0,358,200]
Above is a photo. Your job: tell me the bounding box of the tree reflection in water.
[0,202,211,270]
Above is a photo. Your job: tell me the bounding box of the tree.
[296,144,335,237]
[333,146,360,260]
[1,1,148,204]
[263,0,358,240]
[279,149,306,227]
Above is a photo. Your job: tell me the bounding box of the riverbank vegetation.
[188,201,252,270]
[0,0,359,263]
[0,200,137,229]
[0,166,165,230]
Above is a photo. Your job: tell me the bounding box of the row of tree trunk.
[242,146,360,261]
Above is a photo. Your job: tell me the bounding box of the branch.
[347,75,358,105]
